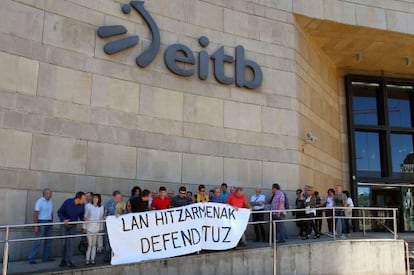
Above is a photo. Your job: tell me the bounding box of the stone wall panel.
[0,129,32,169]
[182,154,223,185]
[87,142,137,179]
[37,63,92,105]
[30,134,87,174]
[137,148,182,183]
[0,52,39,96]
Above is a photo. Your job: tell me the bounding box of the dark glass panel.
[387,84,413,128]
[355,131,382,177]
[352,81,380,125]
[391,133,414,178]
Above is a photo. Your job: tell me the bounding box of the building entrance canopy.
[295,14,414,76]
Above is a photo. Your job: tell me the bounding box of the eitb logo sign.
[98,1,263,89]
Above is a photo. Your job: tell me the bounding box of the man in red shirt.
[151,186,171,210]
[226,187,249,247]
[226,187,248,209]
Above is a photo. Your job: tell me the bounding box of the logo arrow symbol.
[130,1,160,68]
[97,1,160,68]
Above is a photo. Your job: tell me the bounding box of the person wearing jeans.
[57,192,86,268]
[271,183,286,243]
[28,188,54,264]
[250,187,266,242]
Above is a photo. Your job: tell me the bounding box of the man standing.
[130,189,152,212]
[28,188,54,264]
[250,187,266,242]
[103,190,123,263]
[171,186,193,207]
[57,191,86,268]
[211,187,225,203]
[226,187,249,246]
[271,183,286,243]
[85,192,94,204]
[151,186,171,210]
[220,182,230,202]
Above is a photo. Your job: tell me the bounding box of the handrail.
[0,206,401,275]
[404,240,411,275]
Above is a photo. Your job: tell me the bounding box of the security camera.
[306,132,318,143]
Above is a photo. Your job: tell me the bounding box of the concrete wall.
[0,0,301,225]
[51,240,406,275]
[1,0,414,226]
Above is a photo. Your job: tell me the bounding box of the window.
[387,84,413,128]
[352,82,380,125]
[391,133,414,177]
[347,76,414,180]
[355,131,382,177]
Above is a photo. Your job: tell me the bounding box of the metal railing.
[0,206,404,275]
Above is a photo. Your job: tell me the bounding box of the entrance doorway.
[357,184,403,232]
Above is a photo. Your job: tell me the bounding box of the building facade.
[0,0,413,230]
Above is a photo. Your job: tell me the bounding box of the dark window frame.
[346,75,414,200]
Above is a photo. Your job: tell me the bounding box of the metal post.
[362,210,366,237]
[393,208,397,240]
[269,210,273,247]
[405,241,410,275]
[273,220,277,275]
[2,226,9,275]
[333,207,336,240]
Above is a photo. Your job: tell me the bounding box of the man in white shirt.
[28,188,54,264]
[250,187,266,242]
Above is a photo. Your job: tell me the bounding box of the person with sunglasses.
[196,184,209,203]
[171,186,193,208]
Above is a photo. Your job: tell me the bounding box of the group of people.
[27,183,250,267]
[293,184,355,240]
[249,183,355,244]
[27,183,354,267]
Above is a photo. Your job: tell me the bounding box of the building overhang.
[295,14,414,77]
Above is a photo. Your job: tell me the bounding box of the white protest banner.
[106,203,251,265]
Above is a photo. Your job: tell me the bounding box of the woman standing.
[305,187,320,238]
[83,194,104,265]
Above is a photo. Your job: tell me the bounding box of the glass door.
[402,187,414,231]
[356,184,402,232]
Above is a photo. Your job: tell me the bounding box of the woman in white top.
[83,194,104,265]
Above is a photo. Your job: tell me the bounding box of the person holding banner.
[220,182,230,202]
[130,189,152,212]
[226,187,249,246]
[151,186,171,210]
[210,187,225,203]
[171,186,193,207]
[196,184,209,202]
[103,190,123,263]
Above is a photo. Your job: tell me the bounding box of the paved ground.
[1,231,411,274]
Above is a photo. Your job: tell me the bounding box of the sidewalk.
[1,231,408,274]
